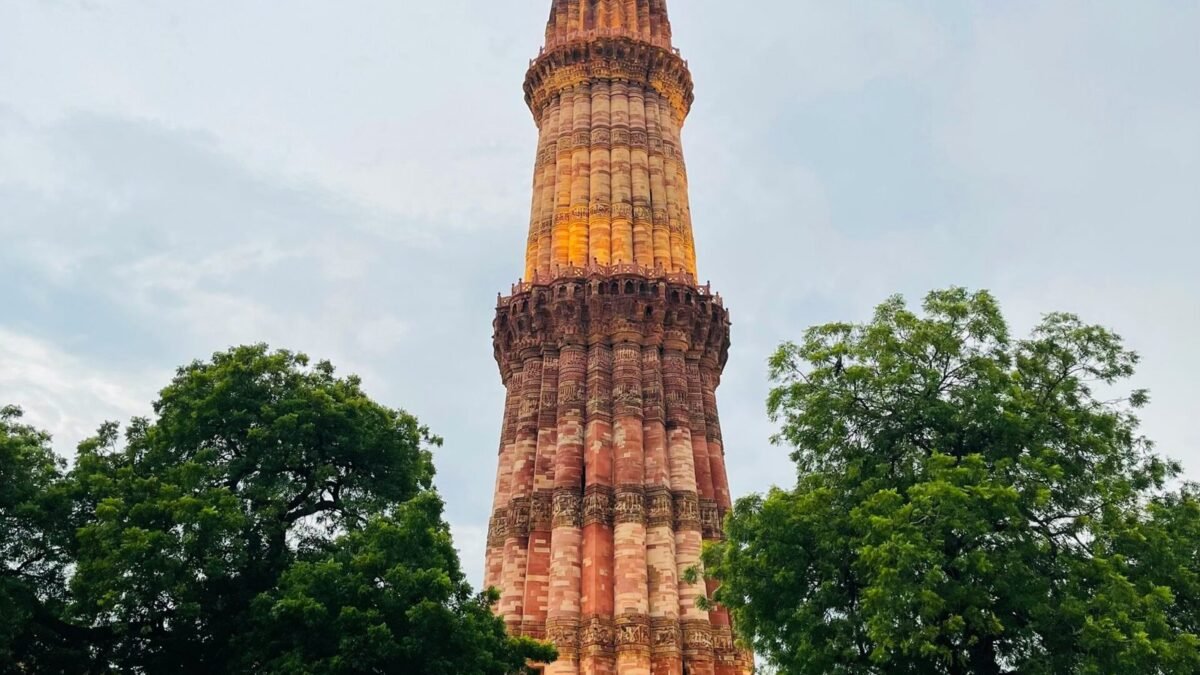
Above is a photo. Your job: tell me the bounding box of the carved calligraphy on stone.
[553,489,582,529]
[508,497,532,538]
[673,490,700,530]
[614,486,646,525]
[583,485,614,527]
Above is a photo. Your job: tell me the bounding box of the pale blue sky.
[1,0,1198,583]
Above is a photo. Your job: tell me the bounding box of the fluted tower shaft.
[522,0,697,283]
[487,3,751,674]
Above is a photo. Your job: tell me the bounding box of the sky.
[1,0,1198,586]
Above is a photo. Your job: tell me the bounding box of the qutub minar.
[485,1,752,673]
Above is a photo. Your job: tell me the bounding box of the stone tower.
[485,1,751,673]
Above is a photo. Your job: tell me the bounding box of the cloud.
[0,105,520,580]
[1,0,1197,587]
[0,0,543,221]
[0,328,159,454]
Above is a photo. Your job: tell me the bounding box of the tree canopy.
[705,288,1200,674]
[0,406,80,672]
[0,344,553,674]
[239,492,555,674]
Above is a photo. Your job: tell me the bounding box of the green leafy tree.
[705,288,1200,674]
[239,491,556,675]
[0,406,82,673]
[67,345,439,672]
[0,344,552,673]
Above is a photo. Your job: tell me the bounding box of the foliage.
[0,406,82,673]
[239,492,556,675]
[0,345,553,674]
[705,288,1200,674]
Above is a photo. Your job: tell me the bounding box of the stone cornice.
[493,274,731,383]
[524,36,694,124]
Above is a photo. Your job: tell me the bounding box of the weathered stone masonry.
[487,2,752,674]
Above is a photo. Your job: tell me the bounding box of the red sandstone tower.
[486,2,750,673]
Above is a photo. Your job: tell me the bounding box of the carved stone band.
[546,617,580,656]
[531,491,554,532]
[487,507,508,548]
[525,38,695,124]
[521,619,547,641]
[507,496,531,539]
[651,616,681,655]
[616,613,652,652]
[646,487,674,528]
[681,619,715,656]
[553,488,582,529]
[700,497,722,540]
[615,485,646,525]
[673,490,701,531]
[583,484,615,528]
[713,626,738,664]
[580,615,617,653]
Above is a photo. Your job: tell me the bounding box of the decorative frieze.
[681,619,715,654]
[557,380,585,408]
[553,488,582,529]
[701,497,722,540]
[651,616,681,656]
[664,388,690,423]
[531,491,554,532]
[642,348,665,423]
[646,487,674,528]
[521,619,547,640]
[616,613,652,650]
[614,485,646,525]
[580,615,617,651]
[525,40,695,126]
[673,490,701,531]
[583,484,615,528]
[714,626,739,665]
[611,382,643,416]
[487,508,508,548]
[546,617,580,655]
[508,496,532,539]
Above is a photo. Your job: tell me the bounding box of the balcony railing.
[501,261,720,306]
[532,27,681,64]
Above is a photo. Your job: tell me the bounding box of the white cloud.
[0,0,542,221]
[0,328,159,454]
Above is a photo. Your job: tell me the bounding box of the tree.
[0,406,81,673]
[67,345,441,672]
[704,288,1200,674]
[239,492,556,675]
[0,344,553,673]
